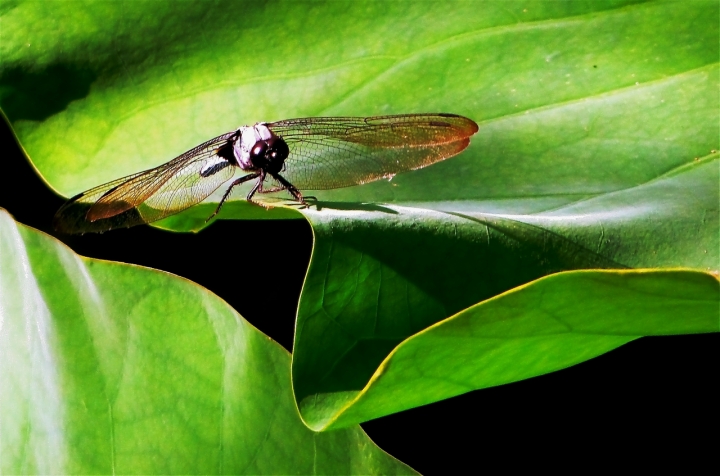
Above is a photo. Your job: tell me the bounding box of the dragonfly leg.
[247,170,284,210]
[270,172,306,205]
[245,171,277,209]
[257,182,316,202]
[245,170,266,201]
[257,183,286,194]
[205,173,259,222]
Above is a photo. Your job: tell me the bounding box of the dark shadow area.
[309,199,398,214]
[0,63,97,122]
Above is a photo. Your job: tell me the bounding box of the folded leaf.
[300,269,719,430]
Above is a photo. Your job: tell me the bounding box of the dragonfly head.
[248,136,289,174]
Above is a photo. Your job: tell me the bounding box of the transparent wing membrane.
[268,114,478,190]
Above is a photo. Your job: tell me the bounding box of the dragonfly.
[53,113,479,233]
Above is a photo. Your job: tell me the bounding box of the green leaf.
[0,209,415,474]
[2,0,718,440]
[298,268,719,430]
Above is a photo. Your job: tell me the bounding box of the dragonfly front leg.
[205,172,260,222]
[245,171,278,209]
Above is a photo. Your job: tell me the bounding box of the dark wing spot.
[199,160,231,178]
[428,121,451,127]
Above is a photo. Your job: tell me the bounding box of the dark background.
[1,118,717,473]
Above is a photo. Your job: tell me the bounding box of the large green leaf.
[2,0,718,443]
[0,209,414,474]
[4,0,715,202]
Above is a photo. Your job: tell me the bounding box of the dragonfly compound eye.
[262,137,290,174]
[250,141,268,160]
[267,137,289,160]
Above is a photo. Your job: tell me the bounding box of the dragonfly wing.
[267,114,478,190]
[54,131,238,233]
